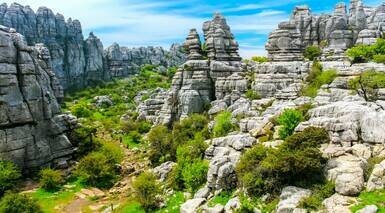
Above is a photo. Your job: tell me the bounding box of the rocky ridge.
[0,3,186,89]
[0,25,77,171]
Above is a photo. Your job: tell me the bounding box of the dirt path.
[63,198,92,213]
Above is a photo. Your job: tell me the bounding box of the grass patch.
[351,190,385,212]
[155,191,185,213]
[31,179,84,213]
[118,201,146,213]
[208,191,232,207]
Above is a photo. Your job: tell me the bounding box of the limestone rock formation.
[0,26,76,171]
[156,13,243,125]
[103,43,186,78]
[367,159,385,191]
[266,0,385,61]
[276,186,312,213]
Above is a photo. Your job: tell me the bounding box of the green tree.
[181,160,209,192]
[133,172,161,210]
[213,111,236,137]
[348,70,385,101]
[147,125,173,165]
[277,109,304,140]
[0,160,21,195]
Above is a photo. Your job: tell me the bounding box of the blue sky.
[3,0,384,58]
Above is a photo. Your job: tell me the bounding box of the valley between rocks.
[3,0,385,213]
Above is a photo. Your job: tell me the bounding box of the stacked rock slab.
[103,43,186,78]
[267,0,385,61]
[0,26,75,171]
[0,3,106,89]
[157,13,242,125]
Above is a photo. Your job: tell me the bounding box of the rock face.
[0,26,76,171]
[0,3,187,90]
[266,0,385,61]
[103,43,186,78]
[157,13,242,125]
[367,159,385,191]
[276,186,312,213]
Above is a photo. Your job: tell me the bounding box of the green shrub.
[75,152,118,188]
[126,131,143,145]
[0,192,43,213]
[236,127,329,197]
[133,172,161,210]
[348,70,385,101]
[304,46,322,61]
[346,38,385,63]
[251,56,268,63]
[209,191,232,207]
[39,168,64,191]
[302,61,337,97]
[277,109,304,140]
[148,125,173,165]
[0,160,21,195]
[138,122,152,134]
[245,89,261,100]
[181,160,208,192]
[172,114,209,146]
[299,181,335,210]
[213,111,236,137]
[373,54,385,63]
[71,103,92,118]
[98,141,124,165]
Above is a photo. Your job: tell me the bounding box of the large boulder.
[322,193,357,213]
[367,159,385,191]
[276,186,312,213]
[180,198,206,213]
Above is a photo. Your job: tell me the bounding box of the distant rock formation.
[103,43,186,78]
[0,3,187,89]
[266,0,385,61]
[0,26,77,171]
[155,13,244,125]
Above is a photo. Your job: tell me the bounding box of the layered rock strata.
[0,26,76,171]
[266,0,385,61]
[157,13,243,125]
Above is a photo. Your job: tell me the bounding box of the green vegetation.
[348,70,385,101]
[155,192,185,213]
[245,89,261,100]
[351,189,385,212]
[0,160,21,195]
[236,127,329,197]
[304,45,322,61]
[133,172,162,210]
[209,191,232,207]
[0,192,43,213]
[180,159,208,192]
[301,61,337,97]
[346,38,385,63]
[39,168,64,191]
[235,194,279,213]
[299,181,335,210]
[251,56,269,63]
[277,109,304,140]
[213,111,236,137]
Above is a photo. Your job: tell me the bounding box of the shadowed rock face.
[0,25,76,172]
[266,0,385,61]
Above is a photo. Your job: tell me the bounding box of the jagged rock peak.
[266,0,385,62]
[184,28,202,60]
[203,12,241,61]
[0,25,76,171]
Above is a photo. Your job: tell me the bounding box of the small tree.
[133,172,161,210]
[213,111,236,137]
[181,160,208,192]
[39,168,64,191]
[348,70,385,101]
[277,109,304,140]
[304,46,322,61]
[251,56,268,63]
[0,192,43,213]
[0,160,21,195]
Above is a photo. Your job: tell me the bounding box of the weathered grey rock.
[224,197,241,213]
[266,0,385,62]
[84,32,107,85]
[325,154,367,196]
[201,204,224,213]
[367,159,385,191]
[276,186,312,213]
[152,161,176,182]
[136,88,169,123]
[0,25,75,171]
[322,193,357,213]
[205,134,256,191]
[156,13,242,125]
[194,186,211,199]
[94,96,114,108]
[357,205,378,213]
[103,43,186,78]
[180,198,206,213]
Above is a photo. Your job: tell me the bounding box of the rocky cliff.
[266,0,385,61]
[0,25,77,172]
[0,3,187,89]
[103,43,186,78]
